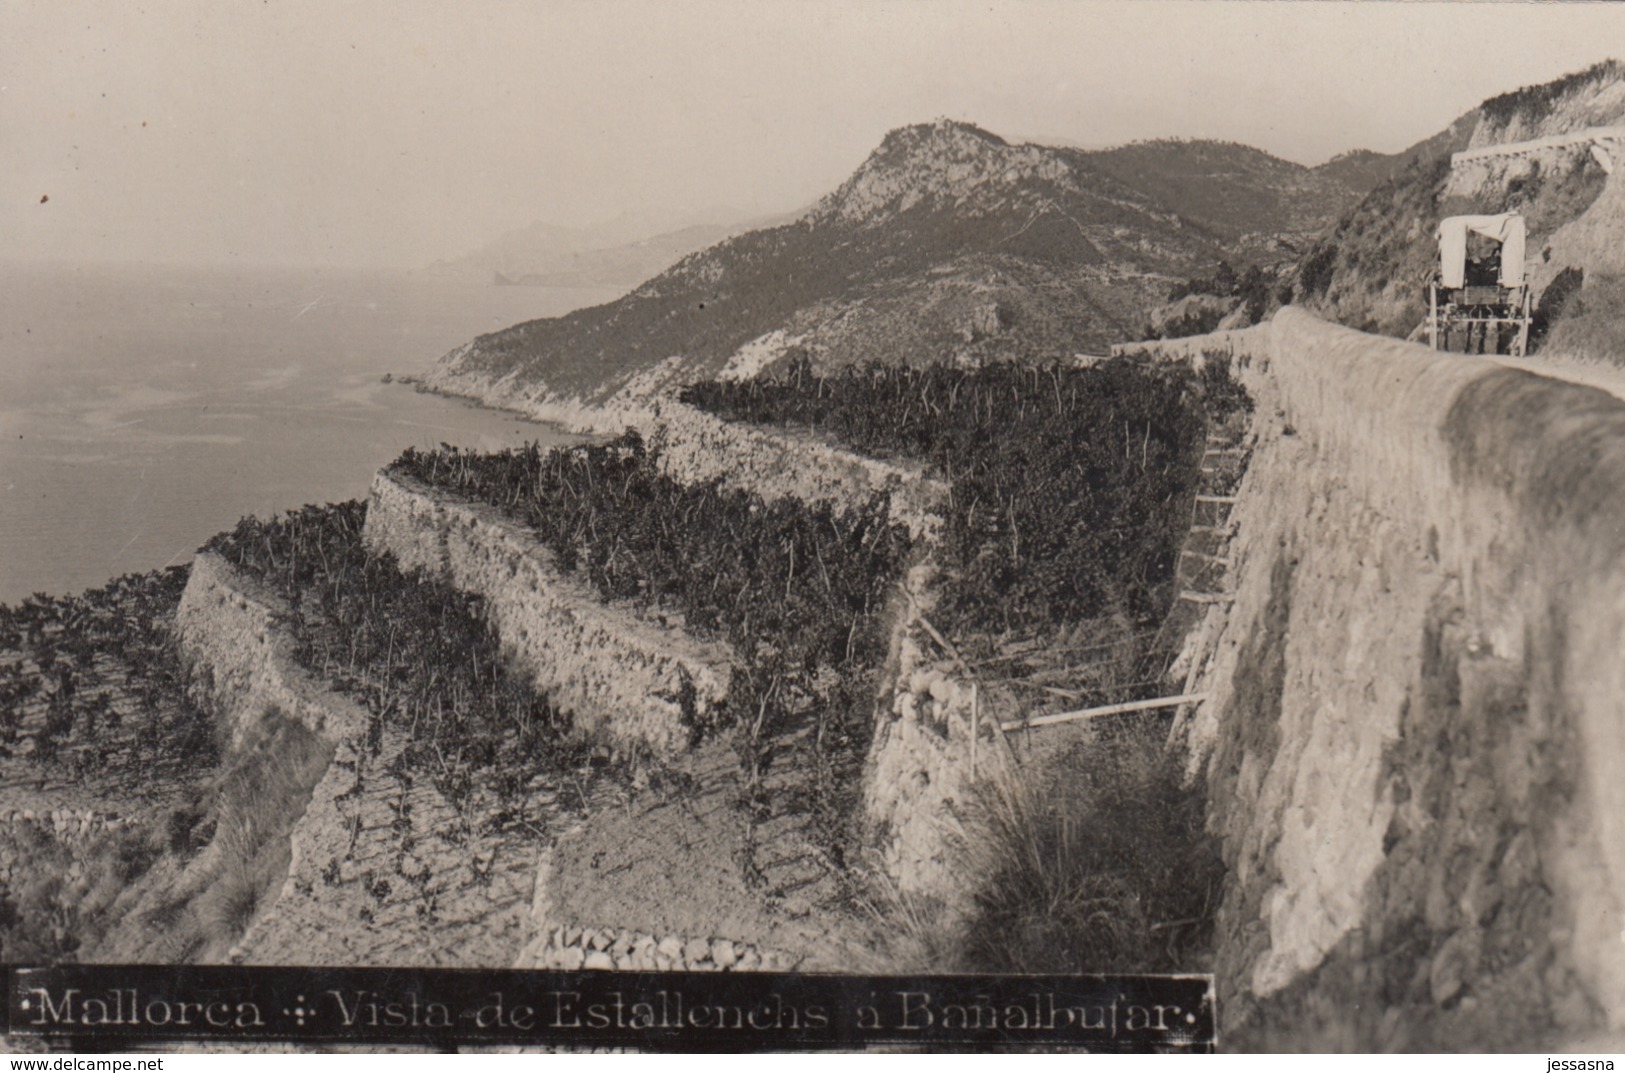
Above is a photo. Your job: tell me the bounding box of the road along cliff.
[1138,306,1625,1049]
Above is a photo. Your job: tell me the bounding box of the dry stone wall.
[175,552,557,968]
[860,565,1012,914]
[644,400,947,543]
[175,553,366,746]
[513,736,851,975]
[1143,308,1625,1048]
[519,925,796,973]
[0,808,139,838]
[421,358,948,542]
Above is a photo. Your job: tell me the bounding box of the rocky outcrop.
[1468,62,1625,152]
[417,361,638,436]
[808,120,1068,228]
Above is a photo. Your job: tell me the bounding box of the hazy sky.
[4,1,1623,270]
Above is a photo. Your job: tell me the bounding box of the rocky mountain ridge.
[422,119,1385,420]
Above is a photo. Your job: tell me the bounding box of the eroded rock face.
[809,120,1069,228]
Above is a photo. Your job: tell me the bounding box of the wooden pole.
[970,681,979,780]
[999,692,1211,733]
[1172,617,1212,743]
[1428,283,1438,351]
[1179,591,1234,604]
[1516,287,1532,358]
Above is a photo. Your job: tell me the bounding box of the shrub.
[1297,243,1339,299]
[1541,272,1625,367]
[1530,266,1585,353]
[191,705,334,946]
[194,832,274,944]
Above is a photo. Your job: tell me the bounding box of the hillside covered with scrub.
[1296,58,1625,358]
[421,119,1399,423]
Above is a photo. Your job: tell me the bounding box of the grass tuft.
[955,716,1221,974]
[192,705,334,946]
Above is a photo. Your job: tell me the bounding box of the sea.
[0,260,619,606]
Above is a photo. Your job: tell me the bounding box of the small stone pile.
[524,927,798,973]
[0,807,140,839]
[894,658,972,732]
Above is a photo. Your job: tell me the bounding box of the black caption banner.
[5,965,1214,1051]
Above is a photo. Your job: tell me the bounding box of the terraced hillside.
[0,348,1244,993]
[380,358,1243,976]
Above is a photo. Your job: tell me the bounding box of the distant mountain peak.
[880,117,1009,152]
[812,118,1063,227]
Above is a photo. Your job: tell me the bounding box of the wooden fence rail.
[998,691,1211,732]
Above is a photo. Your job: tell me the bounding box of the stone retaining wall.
[645,400,947,543]
[176,552,554,968]
[363,471,734,759]
[418,362,947,542]
[0,808,140,838]
[1137,308,1625,1048]
[518,925,797,973]
[174,553,366,746]
[860,565,1012,913]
